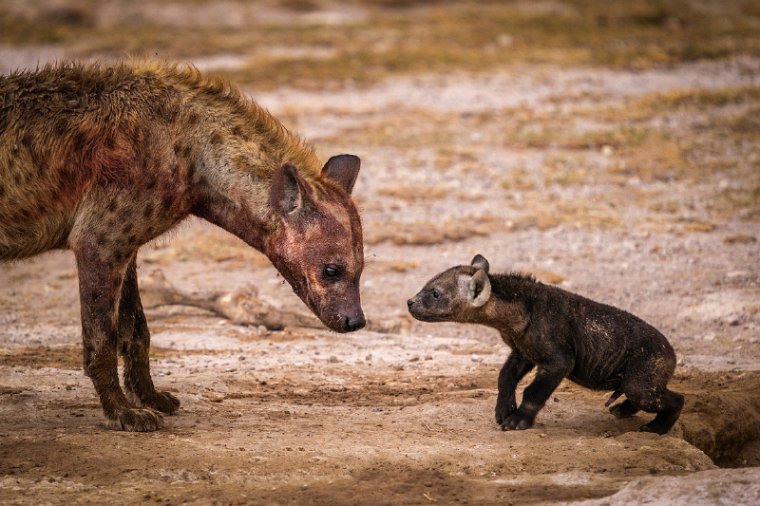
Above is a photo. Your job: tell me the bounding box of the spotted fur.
[0,61,365,431]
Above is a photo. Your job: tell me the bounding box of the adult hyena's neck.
[178,82,320,251]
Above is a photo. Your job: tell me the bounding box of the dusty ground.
[2,1,760,504]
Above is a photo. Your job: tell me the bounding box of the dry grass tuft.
[377,184,451,201]
[365,216,501,245]
[3,1,759,89]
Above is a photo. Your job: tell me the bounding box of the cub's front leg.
[495,351,534,427]
[502,354,573,431]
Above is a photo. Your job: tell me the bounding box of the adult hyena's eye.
[323,265,342,279]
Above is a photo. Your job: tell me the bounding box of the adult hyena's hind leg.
[118,256,180,415]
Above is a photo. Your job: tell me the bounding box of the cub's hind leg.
[635,389,684,435]
[609,399,640,419]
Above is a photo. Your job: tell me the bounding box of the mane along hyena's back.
[0,63,186,259]
[1,61,367,431]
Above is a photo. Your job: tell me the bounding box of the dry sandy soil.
[2,1,760,505]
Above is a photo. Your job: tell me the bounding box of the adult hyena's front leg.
[118,257,180,415]
[75,246,163,431]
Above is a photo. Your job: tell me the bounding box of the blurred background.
[2,2,760,503]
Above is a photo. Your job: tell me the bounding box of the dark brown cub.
[407,255,683,435]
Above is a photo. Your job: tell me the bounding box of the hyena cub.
[407,255,683,435]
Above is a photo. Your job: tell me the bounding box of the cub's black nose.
[407,299,414,308]
[343,315,366,332]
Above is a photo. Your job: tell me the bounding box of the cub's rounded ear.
[322,154,360,195]
[470,269,491,307]
[471,254,490,274]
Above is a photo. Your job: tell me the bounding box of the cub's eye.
[323,265,341,278]
[431,289,441,300]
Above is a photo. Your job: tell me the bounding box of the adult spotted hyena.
[0,61,365,431]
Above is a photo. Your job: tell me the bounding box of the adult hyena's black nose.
[342,314,366,332]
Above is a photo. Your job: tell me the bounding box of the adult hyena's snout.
[340,311,366,332]
[316,290,365,333]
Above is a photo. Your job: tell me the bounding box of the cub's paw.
[107,407,164,432]
[495,397,517,425]
[500,411,534,431]
[127,389,181,415]
[609,399,640,419]
[639,420,669,435]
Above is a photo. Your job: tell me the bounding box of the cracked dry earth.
[2,58,760,505]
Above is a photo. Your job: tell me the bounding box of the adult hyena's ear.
[322,154,360,195]
[469,269,491,307]
[270,163,313,218]
[471,254,490,274]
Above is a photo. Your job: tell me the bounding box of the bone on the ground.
[140,269,407,333]
[139,269,318,330]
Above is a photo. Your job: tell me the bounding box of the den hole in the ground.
[675,370,760,469]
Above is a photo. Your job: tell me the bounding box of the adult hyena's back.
[0,64,183,260]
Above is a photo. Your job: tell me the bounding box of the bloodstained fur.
[0,61,365,431]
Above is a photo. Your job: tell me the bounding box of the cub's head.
[407,254,492,323]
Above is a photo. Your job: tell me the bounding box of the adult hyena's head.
[266,155,365,333]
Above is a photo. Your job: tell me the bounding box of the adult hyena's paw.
[150,391,180,415]
[106,407,164,432]
[500,411,535,431]
[495,397,517,425]
[126,389,181,415]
